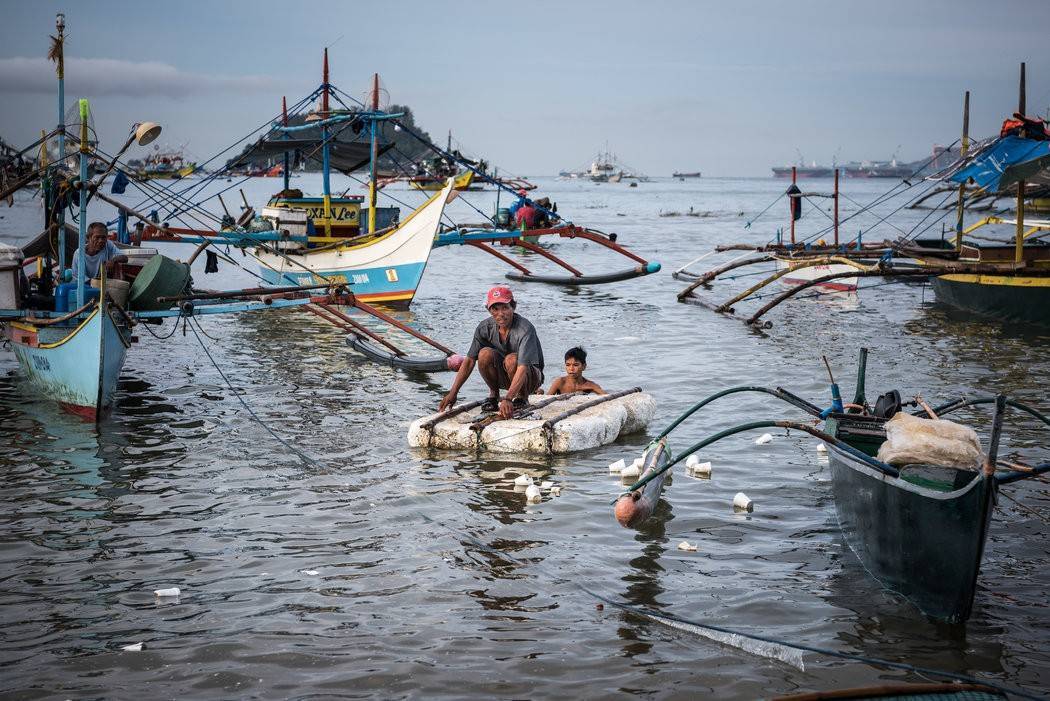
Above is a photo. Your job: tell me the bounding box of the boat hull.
[5,303,131,421]
[932,274,1050,325]
[826,416,995,621]
[779,261,859,291]
[255,180,454,307]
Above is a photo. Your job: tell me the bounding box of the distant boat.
[672,171,701,178]
[772,164,832,178]
[127,146,196,179]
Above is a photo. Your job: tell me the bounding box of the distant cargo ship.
[672,171,702,178]
[772,164,832,178]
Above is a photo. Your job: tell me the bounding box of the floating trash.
[540,481,554,489]
[733,492,754,512]
[153,587,180,598]
[689,461,713,477]
[550,486,562,496]
[608,458,626,474]
[302,569,320,576]
[514,474,534,486]
[620,463,641,479]
[121,642,144,652]
[677,540,698,552]
[816,443,828,453]
[755,433,773,445]
[525,484,542,503]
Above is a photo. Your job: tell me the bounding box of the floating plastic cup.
[608,458,626,474]
[733,492,754,512]
[153,587,180,598]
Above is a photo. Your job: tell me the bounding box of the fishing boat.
[614,349,1050,622]
[1,16,436,419]
[672,171,701,179]
[408,169,473,191]
[126,145,195,179]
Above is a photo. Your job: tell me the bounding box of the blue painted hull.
[257,261,427,305]
[7,303,131,421]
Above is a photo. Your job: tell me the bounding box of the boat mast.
[367,73,379,235]
[954,91,970,252]
[282,95,290,192]
[54,13,67,272]
[833,167,839,245]
[321,49,332,237]
[1014,62,1026,265]
[790,166,797,244]
[75,99,90,307]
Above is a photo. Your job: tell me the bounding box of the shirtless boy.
[547,346,604,395]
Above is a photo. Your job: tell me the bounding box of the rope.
[584,590,1044,701]
[187,317,325,469]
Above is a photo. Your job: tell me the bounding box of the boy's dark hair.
[564,346,587,364]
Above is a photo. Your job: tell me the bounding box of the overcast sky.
[1,0,1048,176]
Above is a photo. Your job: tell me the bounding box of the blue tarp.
[949,135,1050,192]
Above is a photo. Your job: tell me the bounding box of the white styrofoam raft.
[409,392,656,454]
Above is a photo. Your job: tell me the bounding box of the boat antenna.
[821,356,836,384]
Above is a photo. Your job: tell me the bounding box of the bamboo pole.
[1015,63,1026,265]
[955,91,970,252]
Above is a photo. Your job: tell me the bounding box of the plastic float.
[408,388,655,455]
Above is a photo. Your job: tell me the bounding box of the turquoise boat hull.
[6,302,131,421]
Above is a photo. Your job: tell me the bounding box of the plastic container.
[0,243,23,310]
[127,254,190,311]
[55,283,100,313]
[92,278,130,307]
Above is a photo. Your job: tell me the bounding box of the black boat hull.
[826,416,996,622]
[932,274,1050,325]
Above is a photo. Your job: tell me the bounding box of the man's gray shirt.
[466,315,544,370]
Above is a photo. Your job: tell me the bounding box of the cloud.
[0,56,279,97]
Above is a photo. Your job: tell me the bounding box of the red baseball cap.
[486,286,514,308]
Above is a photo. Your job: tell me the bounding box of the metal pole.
[790,166,797,244]
[955,91,970,252]
[367,73,379,235]
[1015,63,1026,265]
[55,13,67,273]
[281,96,290,192]
[321,49,332,237]
[76,99,89,308]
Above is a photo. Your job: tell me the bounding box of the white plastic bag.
[875,412,982,469]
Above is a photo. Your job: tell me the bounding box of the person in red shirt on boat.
[438,286,545,419]
[513,200,540,230]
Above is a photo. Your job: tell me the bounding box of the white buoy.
[677,540,698,552]
[121,642,144,652]
[514,474,534,486]
[153,587,180,598]
[540,481,554,489]
[525,484,542,503]
[755,433,773,445]
[689,461,713,477]
[733,492,754,512]
[608,458,626,474]
[620,464,641,479]
[816,443,828,453]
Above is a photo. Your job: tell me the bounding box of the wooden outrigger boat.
[675,65,1050,328]
[613,349,1049,622]
[0,16,458,419]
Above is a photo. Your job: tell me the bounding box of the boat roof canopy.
[949,135,1050,192]
[232,138,394,173]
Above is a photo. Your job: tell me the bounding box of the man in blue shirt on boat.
[71,222,128,280]
[439,286,544,419]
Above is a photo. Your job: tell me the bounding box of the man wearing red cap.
[439,286,544,418]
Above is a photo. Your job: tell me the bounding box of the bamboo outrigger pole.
[1015,63,1026,266]
[282,96,290,193]
[955,91,970,252]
